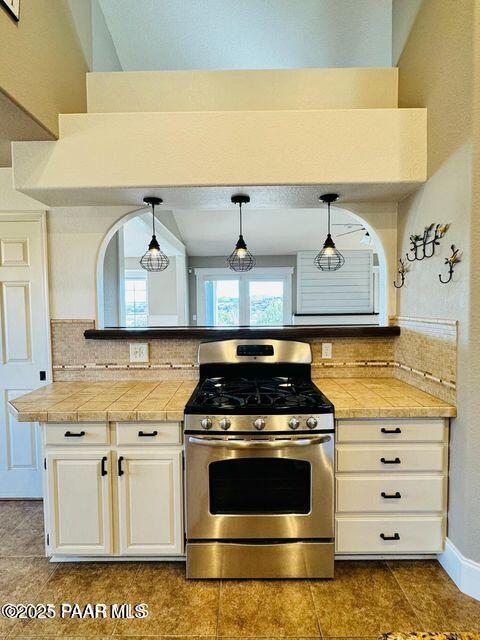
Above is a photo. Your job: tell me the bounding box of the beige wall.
[87,68,398,113]
[0,0,89,137]
[47,205,132,319]
[394,0,479,562]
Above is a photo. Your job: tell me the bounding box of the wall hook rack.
[393,257,408,289]
[406,223,449,262]
[439,244,461,284]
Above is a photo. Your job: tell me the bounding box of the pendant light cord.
[152,203,156,236]
[239,202,243,236]
[327,201,331,236]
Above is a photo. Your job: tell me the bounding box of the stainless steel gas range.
[184,338,335,579]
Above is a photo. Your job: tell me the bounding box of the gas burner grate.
[191,376,328,412]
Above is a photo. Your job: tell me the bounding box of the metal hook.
[439,244,461,284]
[393,258,408,289]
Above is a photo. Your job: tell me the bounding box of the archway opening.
[96,205,388,329]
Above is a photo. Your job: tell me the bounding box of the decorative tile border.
[394,362,456,390]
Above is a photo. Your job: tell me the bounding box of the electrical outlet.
[130,343,149,363]
[322,342,333,359]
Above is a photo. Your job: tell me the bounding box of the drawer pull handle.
[381,457,401,464]
[118,456,124,476]
[381,427,402,434]
[64,430,86,438]
[138,430,158,437]
[380,533,400,541]
[101,456,108,477]
[381,491,402,499]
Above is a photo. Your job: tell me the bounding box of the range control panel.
[184,413,334,433]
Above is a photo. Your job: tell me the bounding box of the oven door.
[185,433,334,540]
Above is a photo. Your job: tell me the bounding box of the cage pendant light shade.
[140,196,170,272]
[314,193,345,271]
[226,194,256,272]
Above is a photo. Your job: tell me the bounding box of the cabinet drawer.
[116,422,182,446]
[336,444,445,473]
[336,516,444,553]
[337,419,446,443]
[45,423,109,446]
[336,475,445,513]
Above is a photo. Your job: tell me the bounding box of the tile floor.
[0,501,479,639]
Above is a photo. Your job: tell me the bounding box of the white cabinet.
[335,418,449,556]
[46,450,112,556]
[336,516,444,553]
[43,422,184,559]
[117,448,183,555]
[336,475,445,513]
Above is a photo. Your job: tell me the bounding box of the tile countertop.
[8,378,456,423]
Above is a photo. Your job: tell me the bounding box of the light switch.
[322,343,333,359]
[130,343,149,363]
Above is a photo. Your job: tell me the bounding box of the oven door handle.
[187,435,332,448]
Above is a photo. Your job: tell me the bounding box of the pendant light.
[226,194,256,272]
[140,196,170,272]
[314,193,345,271]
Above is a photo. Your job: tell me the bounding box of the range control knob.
[306,416,318,430]
[288,417,300,430]
[253,417,266,431]
[200,417,213,430]
[219,418,231,431]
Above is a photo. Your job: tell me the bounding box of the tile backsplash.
[50,318,457,404]
[392,316,457,404]
[51,320,395,381]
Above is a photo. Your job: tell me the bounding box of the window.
[125,270,148,327]
[204,278,239,326]
[196,268,293,326]
[249,280,284,326]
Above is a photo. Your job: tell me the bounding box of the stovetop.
[185,376,334,415]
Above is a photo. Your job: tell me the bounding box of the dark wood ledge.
[84,325,400,340]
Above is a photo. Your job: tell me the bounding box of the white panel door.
[117,448,183,555]
[46,450,112,555]
[0,214,50,497]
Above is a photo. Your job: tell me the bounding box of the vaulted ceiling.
[171,207,371,256]
[98,0,392,71]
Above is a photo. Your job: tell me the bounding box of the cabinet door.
[46,450,112,555]
[117,448,183,556]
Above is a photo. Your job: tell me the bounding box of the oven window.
[209,458,311,515]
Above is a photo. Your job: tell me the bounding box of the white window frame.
[124,269,148,327]
[194,267,293,326]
